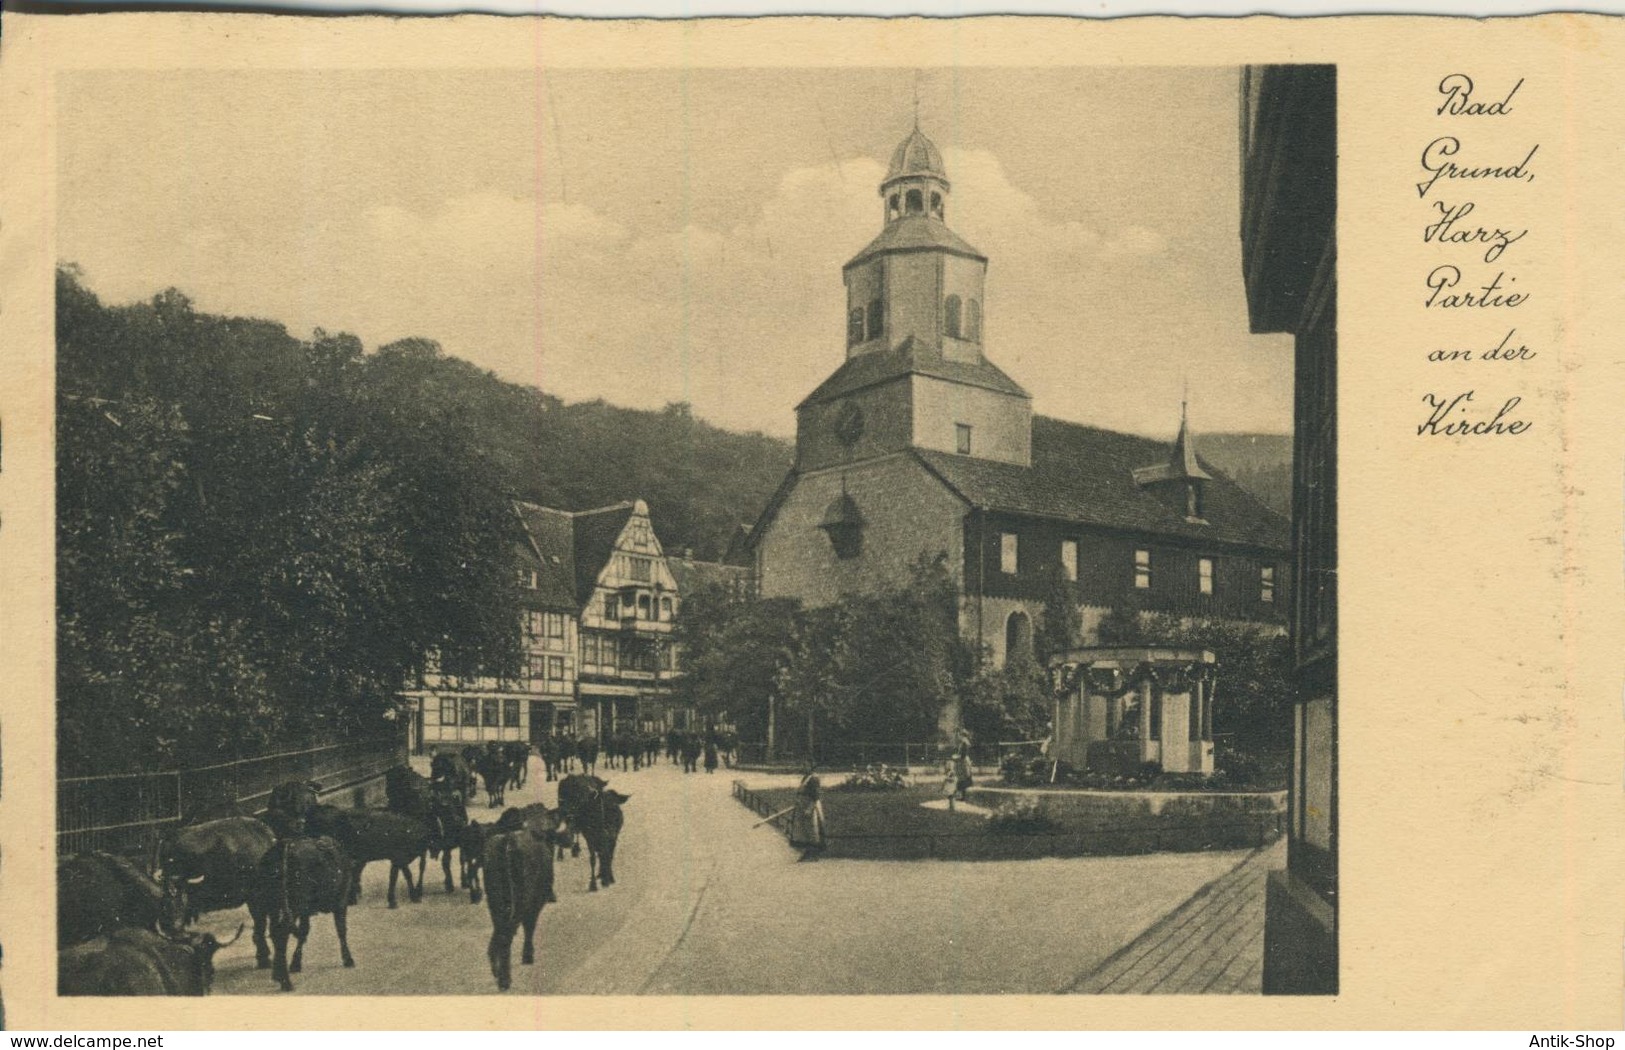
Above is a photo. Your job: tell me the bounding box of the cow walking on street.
[482,805,561,991]
[252,835,356,992]
[556,774,629,893]
[504,741,530,791]
[306,805,430,909]
[577,736,599,777]
[461,819,488,904]
[478,747,509,808]
[159,815,276,964]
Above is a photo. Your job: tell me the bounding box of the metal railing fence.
[56,732,405,861]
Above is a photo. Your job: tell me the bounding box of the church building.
[751,125,1290,669]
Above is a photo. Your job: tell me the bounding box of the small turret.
[1133,401,1213,522]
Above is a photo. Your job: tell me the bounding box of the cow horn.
[184,875,207,886]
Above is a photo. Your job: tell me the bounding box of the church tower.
[796,124,1031,473]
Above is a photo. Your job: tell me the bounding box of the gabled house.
[571,499,683,737]
[406,500,581,750]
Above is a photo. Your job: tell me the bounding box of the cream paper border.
[3,12,1622,1030]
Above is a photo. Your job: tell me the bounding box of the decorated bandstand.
[1047,647,1218,775]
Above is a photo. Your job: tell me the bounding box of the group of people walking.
[667,727,737,774]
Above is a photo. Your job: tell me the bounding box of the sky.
[58,67,1294,439]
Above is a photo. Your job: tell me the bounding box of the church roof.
[912,416,1288,551]
[886,128,947,184]
[844,215,984,270]
[798,335,1030,409]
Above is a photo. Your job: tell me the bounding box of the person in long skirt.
[787,763,827,861]
[703,738,719,774]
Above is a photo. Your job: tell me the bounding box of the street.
[203,755,1271,995]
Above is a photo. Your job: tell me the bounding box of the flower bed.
[731,779,1283,861]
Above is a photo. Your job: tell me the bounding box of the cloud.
[67,147,1283,440]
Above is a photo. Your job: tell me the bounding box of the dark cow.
[503,741,530,790]
[481,805,561,991]
[431,751,478,799]
[460,819,488,904]
[306,805,429,908]
[158,816,277,965]
[424,782,470,895]
[386,764,433,816]
[554,773,599,860]
[59,925,242,996]
[265,780,322,838]
[556,774,629,892]
[576,736,599,777]
[58,852,185,949]
[252,836,355,992]
[477,748,509,808]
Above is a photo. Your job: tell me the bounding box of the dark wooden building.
[1241,63,1338,996]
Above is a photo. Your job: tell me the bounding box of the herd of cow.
[57,744,631,996]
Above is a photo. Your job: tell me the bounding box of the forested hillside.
[1197,432,1293,518]
[55,269,789,772]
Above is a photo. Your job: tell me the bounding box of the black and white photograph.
[53,62,1336,998]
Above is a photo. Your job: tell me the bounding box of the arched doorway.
[1005,610,1033,667]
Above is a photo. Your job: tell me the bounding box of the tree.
[1131,612,1293,753]
[1035,564,1083,664]
[671,582,801,743]
[55,267,529,772]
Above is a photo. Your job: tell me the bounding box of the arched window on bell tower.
[905,189,924,215]
[887,194,901,221]
[930,192,944,219]
[847,308,865,347]
[943,295,963,340]
[967,299,981,343]
[866,298,884,341]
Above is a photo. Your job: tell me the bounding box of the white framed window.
[1000,532,1019,575]
[1134,549,1152,589]
[545,612,565,639]
[1061,540,1078,582]
[956,423,973,455]
[630,557,653,583]
[1198,557,1214,595]
[1261,565,1276,603]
